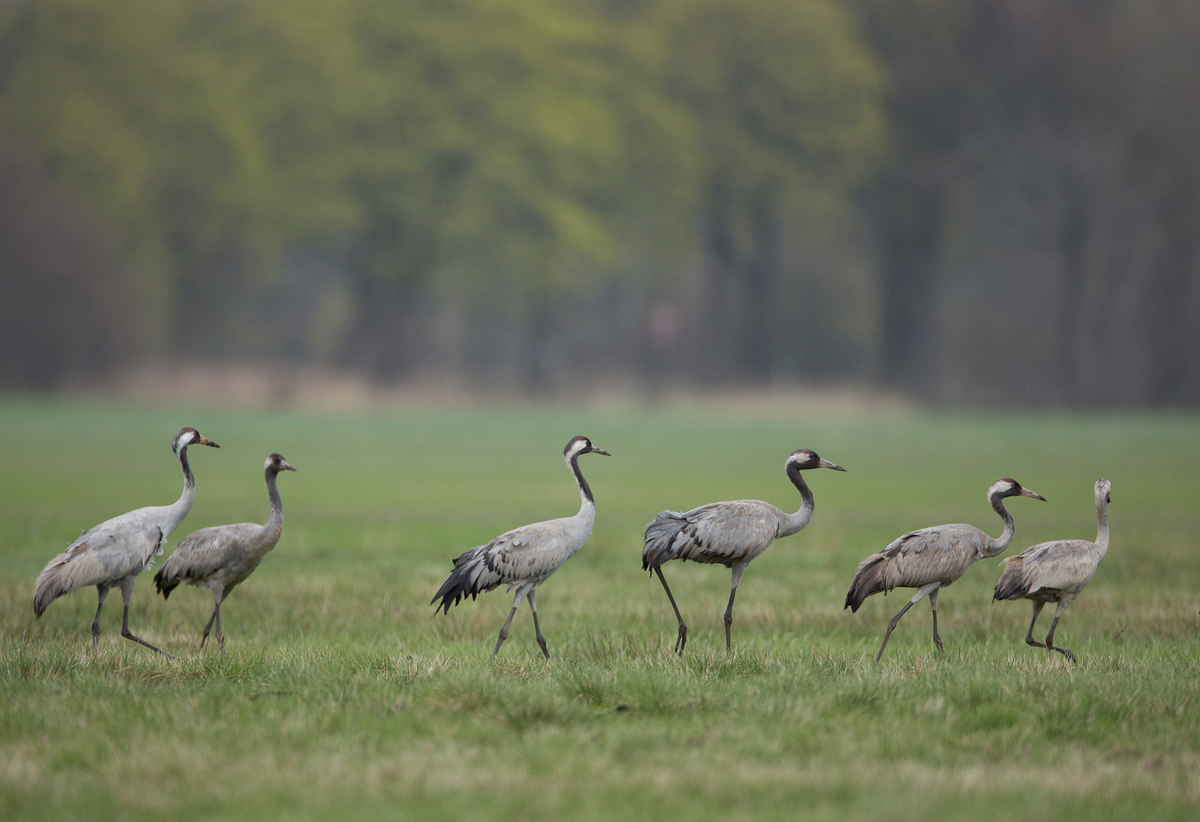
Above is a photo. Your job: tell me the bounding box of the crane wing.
[34,520,163,617]
[159,523,261,583]
[60,520,164,580]
[845,523,987,611]
[643,500,781,568]
[433,517,587,612]
[1006,540,1102,597]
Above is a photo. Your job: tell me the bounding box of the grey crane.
[642,448,846,653]
[845,477,1046,664]
[32,427,220,656]
[431,436,610,659]
[154,453,297,651]
[993,478,1111,662]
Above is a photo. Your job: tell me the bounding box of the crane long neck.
[780,463,816,537]
[567,452,596,523]
[163,445,198,539]
[263,467,284,537]
[985,492,1017,557]
[1095,495,1109,555]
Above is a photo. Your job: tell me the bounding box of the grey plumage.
[431,436,610,659]
[642,448,845,653]
[845,477,1046,664]
[32,427,220,656]
[993,478,1111,663]
[154,453,296,651]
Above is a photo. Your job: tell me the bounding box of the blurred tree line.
[1,0,1198,405]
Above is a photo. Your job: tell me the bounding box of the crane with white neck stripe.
[33,427,219,657]
[845,477,1046,664]
[642,448,846,653]
[432,436,610,659]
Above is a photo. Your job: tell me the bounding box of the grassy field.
[1,395,1198,820]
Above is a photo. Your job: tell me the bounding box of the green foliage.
[659,0,885,190]
[0,0,883,355]
[0,0,366,345]
[1,399,1199,819]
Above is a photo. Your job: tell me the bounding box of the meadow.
[1,395,1198,820]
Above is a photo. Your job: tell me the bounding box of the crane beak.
[281,461,297,472]
[1020,488,1047,502]
[589,447,611,457]
[819,458,847,472]
[199,436,220,448]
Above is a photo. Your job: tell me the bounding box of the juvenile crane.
[154,453,297,651]
[993,478,1111,663]
[431,436,610,659]
[845,477,1045,664]
[33,427,220,656]
[642,448,846,653]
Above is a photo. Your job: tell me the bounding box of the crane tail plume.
[431,551,489,614]
[153,565,180,600]
[642,512,687,571]
[844,554,889,612]
[32,557,84,618]
[993,558,1029,601]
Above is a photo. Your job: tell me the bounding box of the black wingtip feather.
[844,555,887,613]
[992,564,1028,602]
[153,567,179,600]
[431,557,481,614]
[642,511,688,571]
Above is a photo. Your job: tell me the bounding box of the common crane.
[642,448,845,653]
[845,477,1045,664]
[431,436,610,659]
[993,478,1111,662]
[154,453,297,651]
[33,427,220,656]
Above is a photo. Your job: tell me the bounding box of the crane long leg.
[724,563,747,653]
[91,586,111,648]
[874,582,941,665]
[215,602,224,652]
[200,586,225,651]
[528,589,549,660]
[1023,601,1047,650]
[653,567,688,654]
[118,582,174,659]
[200,606,218,650]
[1043,601,1076,662]
[493,591,528,657]
[929,588,943,654]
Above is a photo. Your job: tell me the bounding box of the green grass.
[1,396,1198,820]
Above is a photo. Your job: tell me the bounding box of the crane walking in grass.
[431,436,610,659]
[642,448,846,653]
[993,478,1111,663]
[33,428,220,657]
[154,453,297,651]
[845,477,1046,664]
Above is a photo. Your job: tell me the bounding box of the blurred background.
[1,0,1198,408]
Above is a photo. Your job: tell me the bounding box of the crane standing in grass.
[32,427,220,657]
[154,453,297,651]
[993,478,1111,663]
[642,448,846,653]
[432,436,610,659]
[845,477,1046,664]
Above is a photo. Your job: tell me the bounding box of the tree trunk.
[737,187,778,382]
[870,172,944,393]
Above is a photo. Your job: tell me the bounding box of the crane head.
[173,427,220,454]
[787,448,846,472]
[990,478,1046,503]
[565,436,610,459]
[266,454,297,473]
